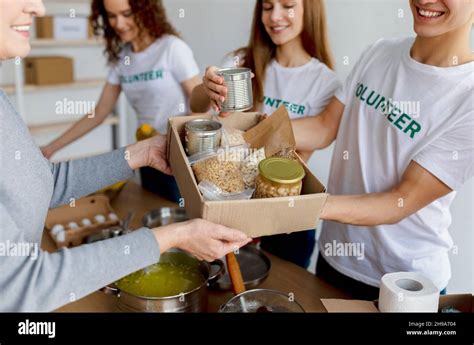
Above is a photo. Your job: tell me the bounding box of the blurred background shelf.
[28,116,119,136]
[30,39,102,47]
[4,0,128,151]
[3,78,105,95]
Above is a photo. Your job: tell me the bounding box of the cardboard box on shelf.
[321,294,474,313]
[167,106,328,238]
[35,16,54,38]
[36,15,90,40]
[88,21,95,39]
[24,56,74,86]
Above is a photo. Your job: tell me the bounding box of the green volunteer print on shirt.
[120,69,164,84]
[355,82,422,139]
[263,96,306,115]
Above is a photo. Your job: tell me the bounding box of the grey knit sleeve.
[49,147,134,208]
[0,200,160,312]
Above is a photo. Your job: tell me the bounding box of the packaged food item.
[198,180,254,201]
[255,157,305,198]
[55,230,66,243]
[241,147,266,188]
[45,194,120,249]
[94,214,106,223]
[191,148,246,193]
[51,224,64,236]
[108,213,119,222]
[216,67,254,112]
[67,222,79,230]
[272,148,298,161]
[136,123,158,141]
[81,218,92,227]
[221,127,246,147]
[185,119,222,156]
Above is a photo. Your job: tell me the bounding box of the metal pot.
[103,250,225,312]
[142,207,188,228]
[210,245,271,291]
[219,289,306,313]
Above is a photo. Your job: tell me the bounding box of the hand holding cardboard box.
[167,106,328,238]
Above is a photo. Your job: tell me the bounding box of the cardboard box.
[167,106,328,237]
[321,294,474,313]
[36,16,90,40]
[24,56,74,85]
[88,21,95,39]
[35,16,54,38]
[45,195,120,248]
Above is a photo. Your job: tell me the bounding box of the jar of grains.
[255,157,305,198]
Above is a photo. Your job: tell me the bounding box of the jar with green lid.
[255,157,306,198]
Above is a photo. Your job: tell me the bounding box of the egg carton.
[44,195,121,248]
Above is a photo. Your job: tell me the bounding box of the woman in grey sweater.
[0,0,251,312]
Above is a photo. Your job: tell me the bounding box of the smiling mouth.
[270,25,290,33]
[11,25,31,38]
[117,29,132,36]
[416,6,446,19]
[11,25,31,33]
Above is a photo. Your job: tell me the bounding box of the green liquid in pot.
[115,252,206,297]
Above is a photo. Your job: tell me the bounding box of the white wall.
[1,0,471,292]
[0,1,113,162]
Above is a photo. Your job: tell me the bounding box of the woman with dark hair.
[41,0,200,201]
[191,0,341,269]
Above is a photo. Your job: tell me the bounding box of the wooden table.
[43,181,350,312]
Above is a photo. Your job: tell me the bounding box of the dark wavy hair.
[90,0,179,63]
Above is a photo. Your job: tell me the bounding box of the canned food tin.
[185,119,222,156]
[217,67,253,112]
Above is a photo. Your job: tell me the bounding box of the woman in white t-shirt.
[293,0,473,299]
[41,0,200,202]
[191,0,340,268]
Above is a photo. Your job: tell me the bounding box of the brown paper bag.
[242,106,296,157]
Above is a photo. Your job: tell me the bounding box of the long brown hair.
[90,0,179,63]
[236,0,335,111]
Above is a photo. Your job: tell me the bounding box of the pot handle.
[208,259,225,284]
[100,285,120,296]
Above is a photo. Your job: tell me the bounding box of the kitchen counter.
[41,181,351,312]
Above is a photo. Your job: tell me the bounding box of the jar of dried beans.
[255,157,305,198]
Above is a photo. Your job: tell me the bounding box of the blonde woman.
[191,0,340,268]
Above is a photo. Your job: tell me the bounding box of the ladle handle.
[226,252,246,295]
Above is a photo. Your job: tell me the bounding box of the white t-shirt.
[320,37,474,290]
[222,55,340,118]
[108,35,199,133]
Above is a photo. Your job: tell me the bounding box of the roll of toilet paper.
[378,272,439,313]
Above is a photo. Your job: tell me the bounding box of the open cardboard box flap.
[167,106,328,237]
[321,294,474,313]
